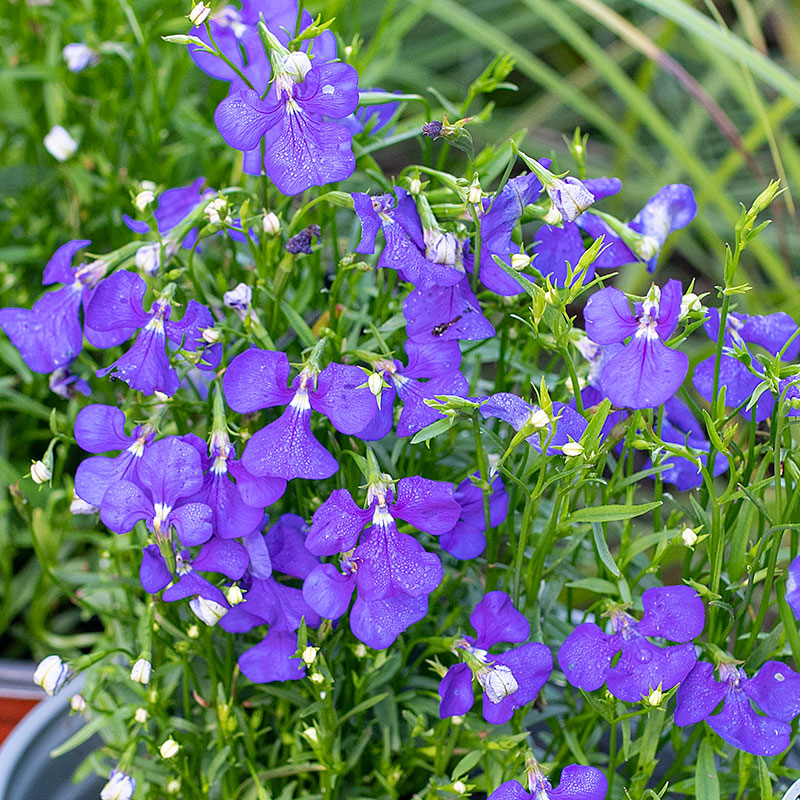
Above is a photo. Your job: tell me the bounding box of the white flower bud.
[453,780,467,794]
[542,204,563,226]
[134,707,148,724]
[62,43,97,72]
[30,460,52,484]
[135,243,161,277]
[679,292,702,320]
[310,672,325,684]
[301,646,319,666]
[189,596,228,626]
[188,1,211,25]
[167,780,181,795]
[262,211,280,235]
[529,409,551,430]
[450,715,464,726]
[204,197,229,226]
[134,189,156,211]
[70,694,87,712]
[476,664,519,704]
[424,230,458,266]
[681,526,698,547]
[354,643,367,658]
[153,391,170,403]
[130,658,152,685]
[647,686,663,706]
[561,441,584,458]
[510,253,531,271]
[70,495,99,515]
[160,738,180,759]
[100,770,136,800]
[44,126,78,162]
[33,655,69,696]
[303,727,319,744]
[282,51,313,83]
[187,624,200,639]
[225,584,244,605]
[202,327,221,344]
[467,181,482,205]
[409,177,422,196]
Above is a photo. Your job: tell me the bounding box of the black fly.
[432,314,462,336]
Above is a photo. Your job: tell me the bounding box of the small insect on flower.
[33,655,69,696]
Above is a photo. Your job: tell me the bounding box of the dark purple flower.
[693,308,800,421]
[303,475,460,649]
[583,279,688,409]
[213,25,359,195]
[99,436,213,547]
[223,348,380,481]
[74,404,156,506]
[403,275,495,344]
[285,224,321,255]
[488,764,607,800]
[49,365,91,398]
[439,473,508,559]
[578,184,697,272]
[438,591,552,724]
[479,393,588,456]
[0,239,113,374]
[675,660,800,755]
[85,271,220,396]
[558,585,704,702]
[352,188,466,290]
[786,555,800,618]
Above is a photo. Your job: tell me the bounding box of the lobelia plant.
[4,2,800,799]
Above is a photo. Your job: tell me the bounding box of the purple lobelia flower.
[675,659,800,755]
[786,555,800,618]
[438,591,553,724]
[221,515,321,682]
[558,585,704,702]
[531,177,622,288]
[99,436,213,547]
[0,239,113,374]
[187,389,285,540]
[85,271,220,396]
[344,89,402,136]
[577,184,697,272]
[303,471,460,649]
[360,339,468,438]
[49,365,91,399]
[223,344,380,481]
[479,393,588,456]
[693,308,800,421]
[583,279,688,409]
[488,762,607,800]
[214,24,359,195]
[439,473,508,560]
[352,187,465,290]
[403,274,495,344]
[73,404,157,507]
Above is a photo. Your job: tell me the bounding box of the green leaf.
[696,739,720,800]
[565,577,618,595]
[339,692,389,723]
[569,501,661,523]
[410,416,456,445]
[591,522,620,577]
[757,757,772,800]
[451,749,483,781]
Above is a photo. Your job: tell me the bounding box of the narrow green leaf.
[451,749,483,781]
[591,522,620,577]
[565,577,618,595]
[696,739,720,800]
[569,501,661,523]
[757,757,772,800]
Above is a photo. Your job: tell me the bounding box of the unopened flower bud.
[225,584,244,605]
[647,686,663,706]
[189,596,228,626]
[409,177,422,195]
[201,327,221,344]
[70,694,87,712]
[302,646,319,666]
[101,769,136,800]
[529,409,550,430]
[561,441,584,458]
[303,727,319,744]
[453,780,467,794]
[44,126,78,162]
[148,689,158,703]
[63,43,98,73]
[310,672,324,684]
[262,211,280,235]
[467,180,482,205]
[424,230,458,266]
[135,243,161,277]
[283,51,312,83]
[476,664,519,704]
[187,624,199,639]
[681,526,698,547]
[160,738,180,759]
[542,204,562,226]
[134,707,148,724]
[679,292,702,320]
[167,780,181,795]
[134,189,156,211]
[33,655,68,696]
[204,197,229,226]
[354,643,367,658]
[30,460,52,484]
[188,1,211,25]
[510,252,531,271]
[130,658,152,685]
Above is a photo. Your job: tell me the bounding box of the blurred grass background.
[1,0,799,654]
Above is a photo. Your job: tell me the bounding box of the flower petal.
[303,564,355,619]
[470,591,529,650]
[438,663,475,718]
[558,623,621,691]
[637,585,705,642]
[305,489,370,556]
[223,349,295,413]
[350,591,429,650]
[391,476,461,535]
[583,286,638,345]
